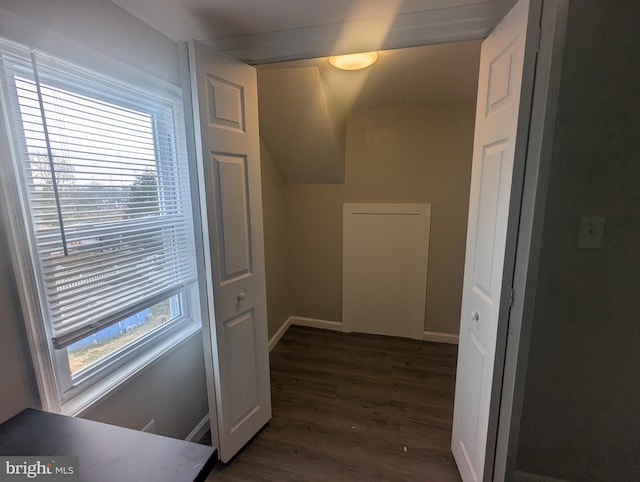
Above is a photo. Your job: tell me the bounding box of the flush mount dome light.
[329,51,378,70]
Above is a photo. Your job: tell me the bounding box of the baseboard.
[185,413,210,443]
[423,331,459,344]
[270,318,458,349]
[268,318,292,352]
[288,316,343,332]
[512,470,568,482]
[267,316,341,352]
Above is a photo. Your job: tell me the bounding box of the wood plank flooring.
[206,325,461,481]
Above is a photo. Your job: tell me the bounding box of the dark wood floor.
[206,325,462,481]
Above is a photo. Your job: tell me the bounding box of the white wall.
[0,0,209,440]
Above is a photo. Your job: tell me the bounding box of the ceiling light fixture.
[329,52,378,70]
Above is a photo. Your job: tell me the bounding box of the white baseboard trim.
[268,318,292,352]
[267,316,341,352]
[512,471,568,482]
[423,331,459,344]
[269,318,459,349]
[289,316,343,332]
[185,413,210,443]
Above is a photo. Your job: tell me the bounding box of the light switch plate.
[577,216,605,249]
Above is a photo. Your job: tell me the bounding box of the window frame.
[53,287,197,403]
[0,40,202,415]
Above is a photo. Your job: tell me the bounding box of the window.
[0,39,200,409]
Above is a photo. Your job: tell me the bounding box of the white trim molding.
[288,316,343,332]
[185,413,210,443]
[269,316,342,351]
[512,471,568,482]
[0,95,60,413]
[267,317,461,351]
[267,316,342,352]
[423,331,459,344]
[268,318,292,352]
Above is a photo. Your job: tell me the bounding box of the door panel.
[223,310,259,430]
[472,141,508,305]
[486,41,519,116]
[456,332,491,481]
[452,0,539,480]
[211,153,252,281]
[188,40,271,463]
[206,75,246,131]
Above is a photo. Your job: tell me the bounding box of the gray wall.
[516,1,640,480]
[286,104,475,334]
[0,0,209,439]
[0,0,179,87]
[0,219,39,420]
[82,335,208,437]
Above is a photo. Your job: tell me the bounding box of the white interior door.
[187,40,271,463]
[452,0,540,480]
[342,203,430,340]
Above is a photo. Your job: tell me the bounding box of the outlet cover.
[577,216,605,249]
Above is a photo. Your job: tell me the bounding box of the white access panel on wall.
[343,203,431,340]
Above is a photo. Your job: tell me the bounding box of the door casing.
[181,0,569,477]
[493,2,569,480]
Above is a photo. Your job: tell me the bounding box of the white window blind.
[0,41,197,348]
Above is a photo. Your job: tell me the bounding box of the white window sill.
[61,324,202,417]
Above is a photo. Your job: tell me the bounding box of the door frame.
[281,2,569,479]
[453,0,545,479]
[183,0,569,477]
[493,1,569,480]
[177,41,223,452]
[257,3,568,479]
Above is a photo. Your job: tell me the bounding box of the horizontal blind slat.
[42,245,194,293]
[0,42,196,349]
[33,222,186,244]
[43,247,195,298]
[48,268,196,320]
[50,285,188,347]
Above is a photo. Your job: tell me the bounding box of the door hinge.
[508,289,515,308]
[536,27,542,52]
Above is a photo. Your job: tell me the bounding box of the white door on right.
[452,0,539,480]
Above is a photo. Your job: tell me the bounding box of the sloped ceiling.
[258,68,345,183]
[257,40,481,183]
[261,40,481,110]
